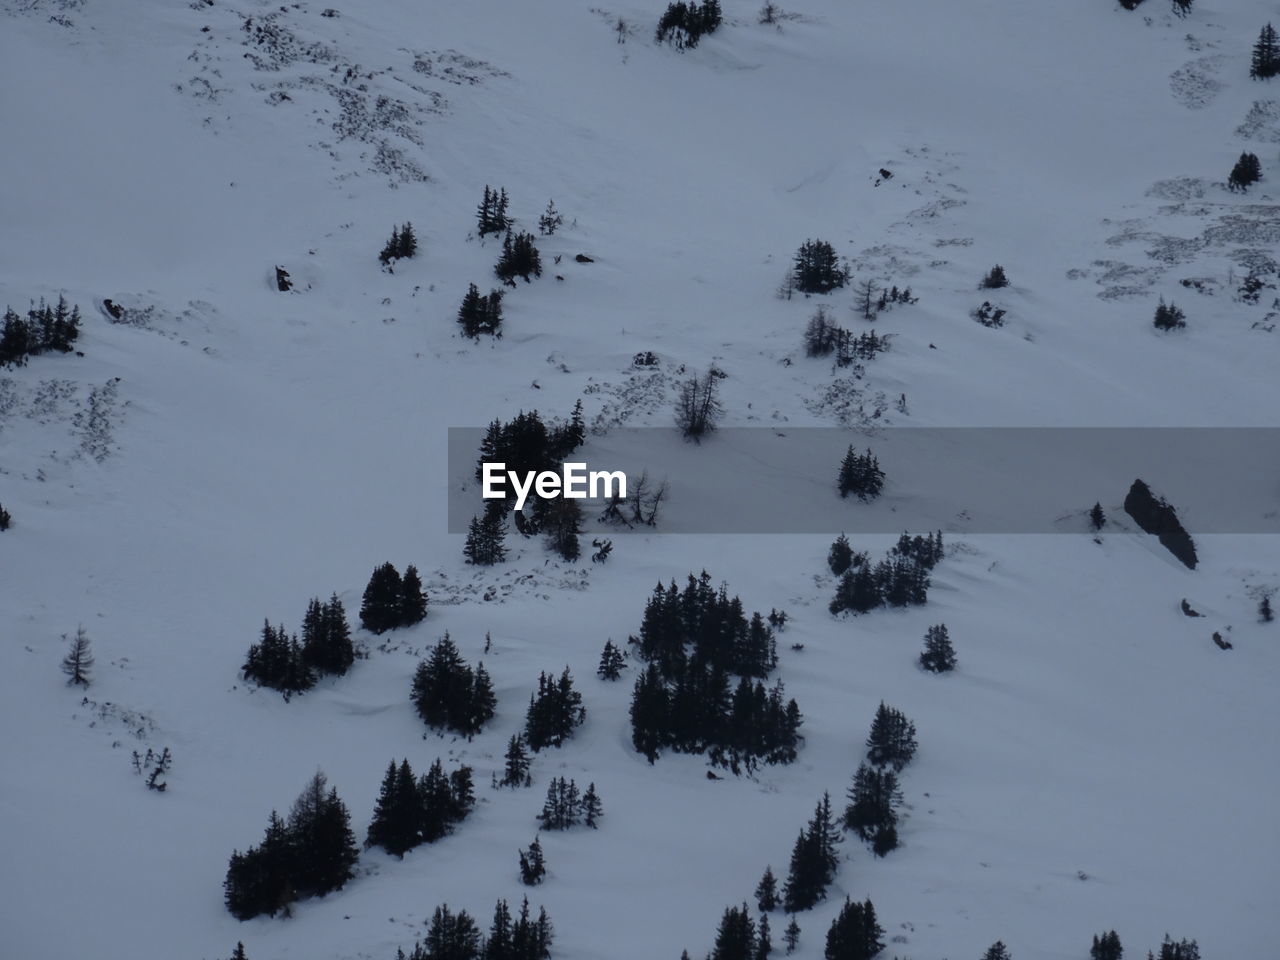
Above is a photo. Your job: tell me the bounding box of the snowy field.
[1,1,1277,958]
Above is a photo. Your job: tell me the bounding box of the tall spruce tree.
[500,733,532,788]
[399,564,429,627]
[1251,23,1280,79]
[919,623,956,673]
[518,836,546,885]
[865,702,917,770]
[597,639,626,680]
[828,534,855,575]
[755,866,779,912]
[61,625,94,687]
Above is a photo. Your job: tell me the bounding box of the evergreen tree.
[630,662,669,763]
[828,534,855,575]
[229,943,249,960]
[380,225,402,266]
[398,222,418,258]
[361,562,404,634]
[518,836,546,885]
[399,564,429,627]
[844,762,902,850]
[711,903,758,960]
[537,199,563,236]
[865,702,917,770]
[792,239,847,294]
[301,595,355,676]
[598,639,627,680]
[458,284,505,339]
[367,760,418,857]
[465,508,509,564]
[919,623,956,673]
[1090,502,1106,531]
[61,625,94,687]
[580,782,603,827]
[1152,935,1198,960]
[981,264,1009,289]
[783,795,840,912]
[824,898,883,960]
[1261,594,1275,623]
[0,502,10,531]
[424,904,483,960]
[495,231,543,283]
[1251,23,1280,80]
[837,447,885,502]
[784,917,801,954]
[1228,152,1263,192]
[1091,931,1123,960]
[537,776,584,830]
[982,942,1012,960]
[829,564,881,615]
[477,186,511,237]
[500,734,532,788]
[541,496,583,562]
[286,771,359,898]
[757,913,773,960]
[525,668,586,750]
[755,865,779,912]
[1153,298,1187,330]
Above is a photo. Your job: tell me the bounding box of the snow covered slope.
[1,0,1277,958]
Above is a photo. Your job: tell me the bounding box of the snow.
[1,0,1277,958]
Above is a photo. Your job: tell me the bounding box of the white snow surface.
[1,1,1278,958]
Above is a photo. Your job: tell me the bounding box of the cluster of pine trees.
[224,772,359,920]
[804,307,891,365]
[842,702,918,856]
[1153,298,1187,330]
[525,668,586,750]
[411,633,496,736]
[367,757,476,857]
[829,532,942,615]
[536,777,603,829]
[1252,24,1279,79]
[656,0,722,49]
[477,406,586,491]
[627,573,801,771]
[780,793,842,912]
[477,186,512,237]
[379,222,418,265]
[243,593,354,696]
[464,503,509,565]
[792,239,848,294]
[458,283,505,338]
[823,898,884,960]
[980,264,1010,289]
[1,296,82,367]
[1228,152,1263,192]
[837,447,885,501]
[495,231,543,284]
[360,562,428,633]
[396,898,553,960]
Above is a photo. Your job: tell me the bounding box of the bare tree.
[674,370,722,440]
[856,279,880,321]
[61,625,94,687]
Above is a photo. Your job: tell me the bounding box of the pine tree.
[399,564,429,627]
[398,222,418,259]
[865,702,918,770]
[229,943,249,960]
[784,917,801,954]
[1090,502,1106,531]
[542,496,582,562]
[495,231,543,283]
[1228,152,1263,192]
[537,199,563,236]
[982,942,1012,960]
[981,264,1009,289]
[424,905,483,960]
[755,866,779,912]
[1261,594,1275,623]
[0,502,10,531]
[477,186,511,237]
[537,776,584,830]
[411,634,494,736]
[360,562,404,634]
[380,225,402,266]
[525,668,586,750]
[837,447,884,501]
[792,239,847,294]
[518,836,546,885]
[828,534,855,575]
[500,734,532,788]
[1091,930,1123,960]
[368,760,417,856]
[465,508,509,564]
[824,898,884,960]
[598,639,626,680]
[1251,24,1280,80]
[711,903,758,960]
[1153,298,1187,330]
[61,625,93,687]
[757,913,773,959]
[919,623,956,673]
[580,782,603,827]
[1152,935,1199,960]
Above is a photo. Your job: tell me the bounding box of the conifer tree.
[424,905,483,960]
[399,564,429,627]
[380,225,401,266]
[597,639,627,680]
[398,222,418,259]
[823,898,884,960]
[1090,502,1106,531]
[1251,23,1279,79]
[784,917,801,954]
[755,866,779,912]
[229,943,249,960]
[537,199,563,236]
[518,836,546,885]
[361,562,404,634]
[465,508,509,564]
[0,502,10,531]
[981,265,1009,289]
[844,762,902,851]
[982,942,1012,960]
[837,447,885,501]
[501,734,532,788]
[580,782,603,828]
[1261,594,1274,623]
[1228,152,1263,192]
[757,913,773,959]
[828,534,855,575]
[711,903,758,960]
[495,231,543,283]
[1153,298,1187,331]
[865,702,918,770]
[61,625,94,687]
[1091,931,1123,960]
[411,634,494,736]
[792,240,846,294]
[525,668,586,750]
[919,623,956,673]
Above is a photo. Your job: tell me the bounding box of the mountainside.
[1,1,1277,959]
